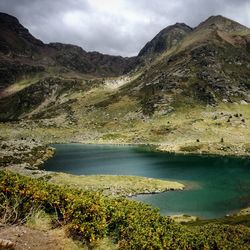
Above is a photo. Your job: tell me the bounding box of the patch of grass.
[1,74,46,98]
[100,133,125,140]
[26,210,53,231]
[150,124,175,135]
[48,173,184,196]
[89,238,116,250]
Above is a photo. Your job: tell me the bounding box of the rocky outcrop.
[49,42,137,76]
[0,139,55,170]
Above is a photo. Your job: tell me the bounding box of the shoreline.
[49,140,250,158]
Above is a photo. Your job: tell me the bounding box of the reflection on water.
[44,143,250,218]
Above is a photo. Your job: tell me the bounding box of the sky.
[0,0,249,56]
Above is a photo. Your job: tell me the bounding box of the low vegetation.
[0,171,249,249]
[48,173,184,196]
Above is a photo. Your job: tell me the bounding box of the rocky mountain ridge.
[0,12,138,90]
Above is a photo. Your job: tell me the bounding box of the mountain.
[0,13,250,155]
[0,12,136,90]
[129,15,250,114]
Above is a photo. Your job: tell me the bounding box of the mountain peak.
[196,15,249,33]
[206,14,227,21]
[0,12,44,55]
[173,22,192,28]
[0,12,19,24]
[138,22,192,58]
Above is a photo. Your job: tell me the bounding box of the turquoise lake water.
[44,144,250,219]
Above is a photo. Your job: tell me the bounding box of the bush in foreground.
[0,171,249,249]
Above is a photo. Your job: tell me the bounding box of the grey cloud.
[0,0,249,56]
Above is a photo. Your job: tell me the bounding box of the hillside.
[0,13,250,155]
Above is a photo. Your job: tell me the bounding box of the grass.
[26,209,53,231]
[170,214,198,223]
[48,173,184,196]
[0,73,47,98]
[0,97,249,156]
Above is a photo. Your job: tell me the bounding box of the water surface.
[44,144,250,218]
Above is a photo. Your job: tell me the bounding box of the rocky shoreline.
[157,142,250,157]
[0,139,55,176]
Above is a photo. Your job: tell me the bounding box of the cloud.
[0,0,249,56]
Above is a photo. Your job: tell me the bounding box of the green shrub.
[0,170,249,249]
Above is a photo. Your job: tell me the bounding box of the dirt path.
[0,225,81,250]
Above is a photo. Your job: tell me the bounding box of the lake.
[44,143,250,219]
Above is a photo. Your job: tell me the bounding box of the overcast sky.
[0,0,249,56]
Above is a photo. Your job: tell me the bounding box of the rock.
[240,100,248,105]
[0,239,15,250]
[158,106,175,115]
